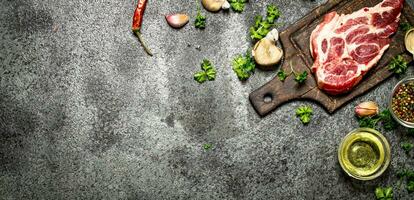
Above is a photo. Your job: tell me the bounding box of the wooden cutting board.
[249,0,414,117]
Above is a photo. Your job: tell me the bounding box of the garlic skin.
[265,28,279,42]
[165,14,189,29]
[222,1,230,10]
[202,0,225,12]
[355,101,379,117]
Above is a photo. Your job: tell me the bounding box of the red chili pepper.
[132,0,153,56]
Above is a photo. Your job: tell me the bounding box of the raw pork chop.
[310,0,404,95]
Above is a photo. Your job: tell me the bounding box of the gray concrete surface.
[1,0,414,199]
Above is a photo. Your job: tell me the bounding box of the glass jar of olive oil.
[338,128,391,180]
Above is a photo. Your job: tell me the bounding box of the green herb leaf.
[358,117,380,129]
[400,22,413,32]
[401,142,414,154]
[407,181,414,193]
[294,71,308,84]
[232,52,256,81]
[388,55,408,75]
[228,0,247,13]
[375,187,393,200]
[194,59,216,83]
[384,187,393,198]
[375,187,385,199]
[195,11,206,29]
[296,106,313,124]
[201,59,213,71]
[379,109,398,131]
[206,68,216,81]
[266,5,281,23]
[249,4,281,40]
[202,143,212,150]
[194,71,207,83]
[357,109,397,130]
[277,70,287,81]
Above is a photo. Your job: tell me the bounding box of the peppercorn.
[391,81,414,123]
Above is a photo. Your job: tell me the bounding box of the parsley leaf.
[296,106,313,124]
[201,59,213,71]
[357,109,397,130]
[202,143,212,150]
[206,69,216,81]
[232,52,256,81]
[379,109,398,131]
[388,55,408,75]
[397,169,414,193]
[358,117,380,128]
[228,0,247,13]
[408,181,414,193]
[194,72,207,83]
[375,187,393,200]
[402,142,414,154]
[249,4,281,40]
[266,5,281,23]
[277,70,287,81]
[400,22,413,32]
[195,9,206,29]
[194,59,216,83]
[294,71,308,84]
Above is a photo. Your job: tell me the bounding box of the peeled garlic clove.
[252,38,283,70]
[405,28,414,59]
[222,1,230,10]
[202,0,225,12]
[355,101,379,117]
[165,14,189,29]
[265,28,279,42]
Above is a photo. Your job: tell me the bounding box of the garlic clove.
[202,0,225,12]
[405,28,414,59]
[222,1,230,10]
[265,28,279,42]
[252,38,284,70]
[165,14,189,29]
[355,101,379,117]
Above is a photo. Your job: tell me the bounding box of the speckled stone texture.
[1,0,414,199]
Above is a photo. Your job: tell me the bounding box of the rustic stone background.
[1,0,413,199]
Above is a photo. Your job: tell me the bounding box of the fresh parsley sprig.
[250,5,282,40]
[357,109,397,131]
[397,169,414,193]
[228,0,248,13]
[194,59,216,83]
[388,55,408,75]
[276,62,308,84]
[232,52,256,81]
[277,70,287,81]
[375,187,393,200]
[296,105,313,124]
[202,143,212,150]
[195,3,206,29]
[402,142,414,154]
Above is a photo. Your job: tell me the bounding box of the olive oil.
[338,128,391,180]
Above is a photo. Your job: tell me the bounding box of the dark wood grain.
[250,0,414,116]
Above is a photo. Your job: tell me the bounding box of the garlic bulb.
[355,101,379,117]
[202,0,225,12]
[165,14,189,29]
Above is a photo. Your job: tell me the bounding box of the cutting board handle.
[249,79,291,116]
[249,54,314,116]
